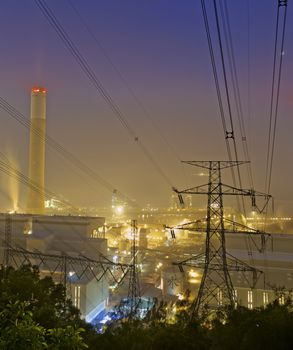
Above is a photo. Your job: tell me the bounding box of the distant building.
[226,232,293,308]
[0,213,109,321]
[159,232,293,309]
[70,273,109,323]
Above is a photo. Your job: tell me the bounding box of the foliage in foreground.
[0,265,81,329]
[2,265,293,349]
[0,301,87,349]
[0,265,91,349]
[91,300,293,350]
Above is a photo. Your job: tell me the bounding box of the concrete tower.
[27,87,46,214]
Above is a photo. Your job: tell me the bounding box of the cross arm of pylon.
[173,253,261,273]
[221,184,272,213]
[173,252,262,288]
[222,217,271,236]
[172,253,206,269]
[173,184,210,195]
[225,253,262,273]
[221,184,271,198]
[172,250,262,273]
[226,253,263,288]
[165,218,270,236]
[164,220,205,234]
[173,183,271,199]
[181,160,249,170]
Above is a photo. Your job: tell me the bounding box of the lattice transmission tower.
[170,161,270,318]
[4,244,130,295]
[127,219,141,319]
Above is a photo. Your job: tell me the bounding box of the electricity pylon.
[127,219,141,319]
[5,245,130,292]
[171,161,270,318]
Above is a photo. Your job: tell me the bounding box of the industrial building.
[70,271,109,323]
[158,232,293,309]
[0,213,109,321]
[227,232,293,308]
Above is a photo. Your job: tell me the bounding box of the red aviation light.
[32,87,47,93]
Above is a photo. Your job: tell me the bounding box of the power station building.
[0,213,109,321]
[12,87,111,322]
[27,87,47,215]
[159,232,293,309]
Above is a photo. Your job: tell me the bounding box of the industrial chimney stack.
[27,87,46,214]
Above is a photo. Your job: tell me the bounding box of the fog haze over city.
[0,0,292,213]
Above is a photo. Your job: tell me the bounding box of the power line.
[199,0,259,267]
[265,0,288,196]
[0,154,77,211]
[67,0,187,180]
[200,0,242,212]
[0,95,136,207]
[0,153,25,211]
[220,0,254,190]
[247,0,252,152]
[212,0,245,215]
[34,0,175,189]
[216,0,256,265]
[200,0,232,154]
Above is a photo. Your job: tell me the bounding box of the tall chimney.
[27,87,46,214]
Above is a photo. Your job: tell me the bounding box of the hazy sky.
[0,0,292,213]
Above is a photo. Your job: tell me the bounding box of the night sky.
[0,0,292,213]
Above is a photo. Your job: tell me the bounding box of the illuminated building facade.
[0,213,108,321]
[158,232,293,309]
